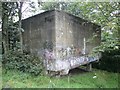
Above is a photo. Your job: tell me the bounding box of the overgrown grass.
[2,68,119,88]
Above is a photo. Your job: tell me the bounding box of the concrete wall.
[22,10,56,56]
[55,10,101,59]
[22,10,101,59]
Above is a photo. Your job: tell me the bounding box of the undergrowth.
[2,50,43,76]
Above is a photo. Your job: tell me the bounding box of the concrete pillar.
[86,63,92,71]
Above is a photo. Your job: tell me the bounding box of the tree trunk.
[2,3,9,54]
[18,2,23,52]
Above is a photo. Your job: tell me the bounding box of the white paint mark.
[83,37,86,55]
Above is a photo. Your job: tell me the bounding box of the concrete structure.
[22,10,101,75]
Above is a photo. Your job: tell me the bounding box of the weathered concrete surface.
[22,10,56,56]
[22,10,101,74]
[55,10,101,59]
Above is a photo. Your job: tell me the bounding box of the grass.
[2,68,119,88]
[0,54,2,90]
[0,67,2,89]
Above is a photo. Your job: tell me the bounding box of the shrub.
[93,49,120,73]
[2,50,43,76]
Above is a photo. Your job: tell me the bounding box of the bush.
[2,50,43,76]
[93,49,120,73]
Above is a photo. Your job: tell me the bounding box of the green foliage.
[2,50,43,76]
[40,2,68,11]
[93,49,120,72]
[2,2,26,53]
[2,2,21,53]
[8,23,21,50]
